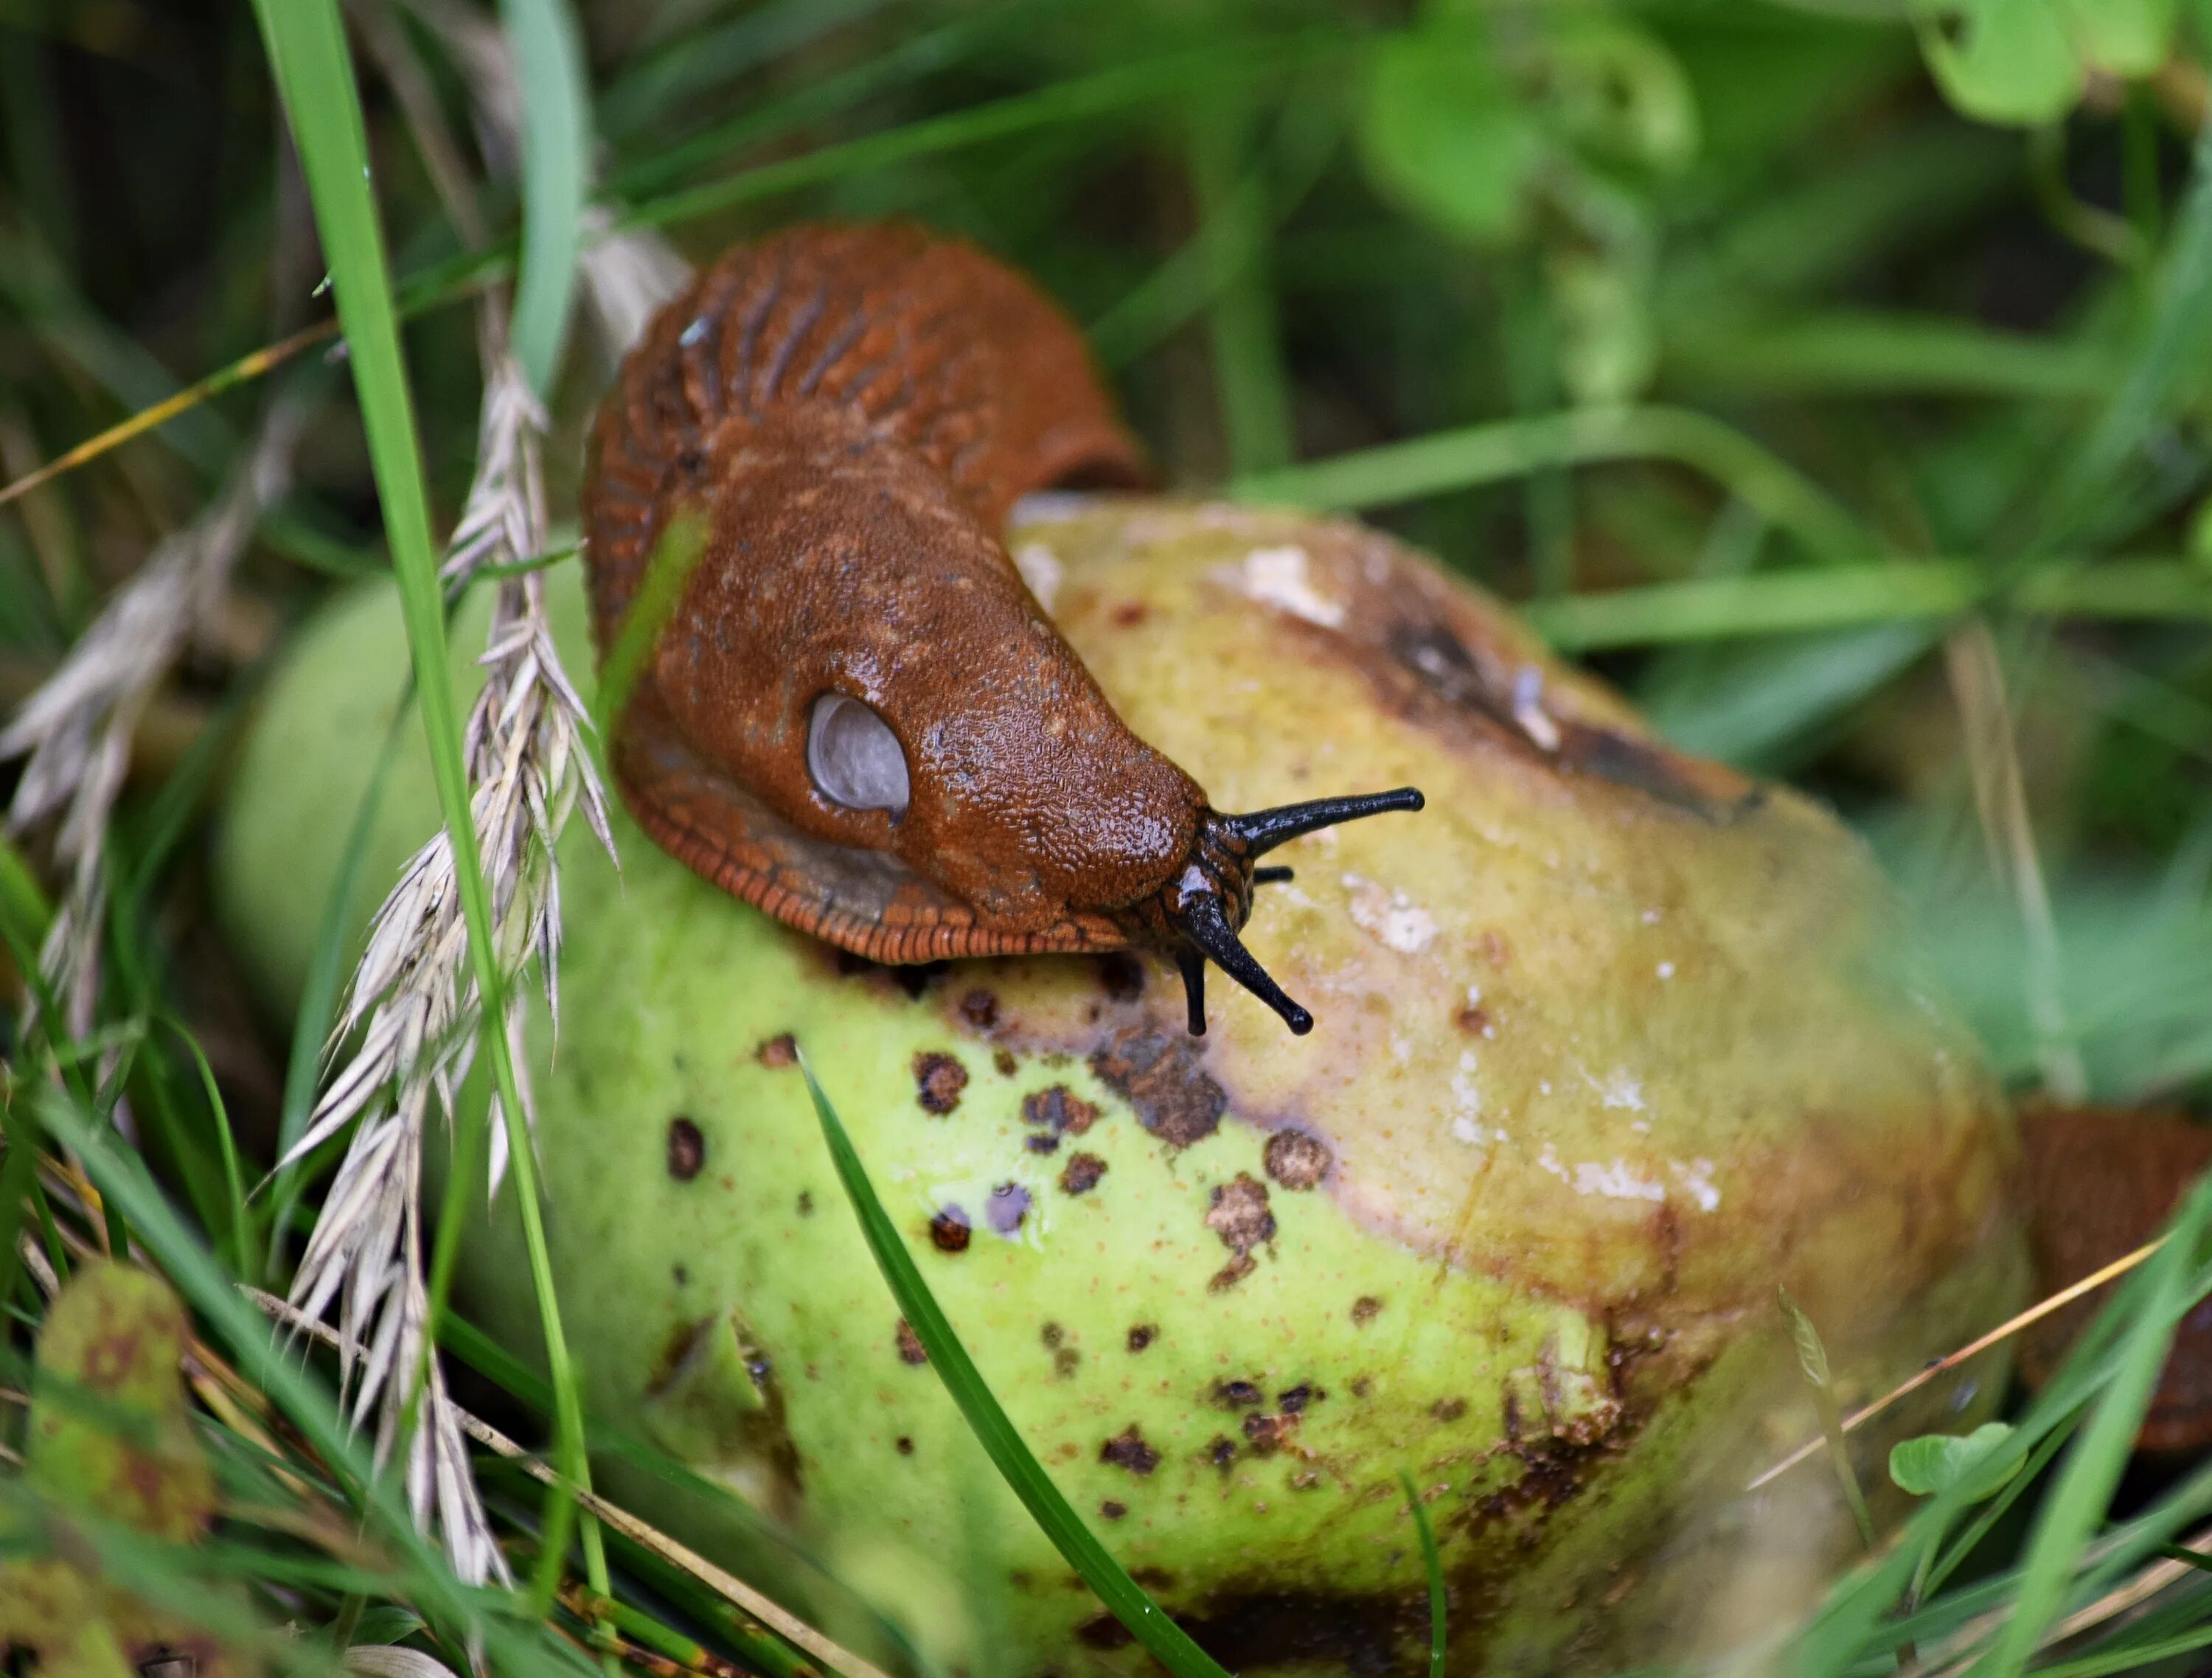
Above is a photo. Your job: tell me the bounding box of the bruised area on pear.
[216,496,2023,1677]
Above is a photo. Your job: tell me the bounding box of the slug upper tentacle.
[581,221,1424,1034]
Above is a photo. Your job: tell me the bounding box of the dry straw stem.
[0,399,305,1037]
[1944,622,2086,1102]
[279,332,612,1588]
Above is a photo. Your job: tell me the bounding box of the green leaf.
[1545,16,1698,176]
[24,1263,213,1543]
[1360,29,1545,243]
[1234,405,1868,564]
[1910,0,2180,125]
[1915,0,2082,126]
[500,0,591,398]
[1777,1286,1832,1388]
[1889,1422,2020,1500]
[2066,0,2178,77]
[798,1054,1234,1678]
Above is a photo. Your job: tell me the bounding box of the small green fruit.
[217,498,2025,1674]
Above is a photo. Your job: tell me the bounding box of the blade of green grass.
[607,0,1034,201]
[5,32,1340,518]
[797,1052,1233,1678]
[500,0,590,399]
[0,829,52,950]
[1189,97,1293,477]
[247,0,601,1617]
[2037,121,2212,547]
[1523,558,2212,651]
[592,507,709,745]
[1231,405,1870,563]
[158,1016,256,1281]
[2028,1624,2212,1678]
[1398,1471,1446,1678]
[597,0,901,139]
[616,33,1343,237]
[1983,1181,2212,1677]
[1663,310,2111,399]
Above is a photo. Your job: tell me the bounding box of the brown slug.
[580,223,1421,1035]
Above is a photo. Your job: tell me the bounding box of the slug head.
[582,228,1426,1033]
[1113,789,1426,1036]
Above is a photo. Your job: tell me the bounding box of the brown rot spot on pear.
[1432,1397,1469,1422]
[1242,1412,1297,1455]
[1091,1028,1225,1148]
[928,1206,972,1253]
[755,1034,796,1068]
[1377,616,1756,822]
[1127,1324,1156,1353]
[1278,1383,1321,1414]
[1207,1173,1276,1257]
[1455,1003,1492,1037]
[896,961,950,998]
[1077,1615,1135,1651]
[895,1320,928,1365]
[987,1183,1032,1234]
[913,1051,969,1114]
[1211,1379,1263,1410]
[796,1191,813,1216]
[894,1436,914,1456]
[1262,1129,1330,1191]
[649,1318,708,1391]
[1208,1436,1238,1469]
[1101,1499,1128,1520]
[992,1048,1018,1076]
[1352,1295,1382,1326]
[1209,1255,1255,1292]
[959,989,999,1029]
[1060,1152,1107,1195]
[665,1116,705,1181]
[1100,1425,1161,1475]
[1097,952,1146,999]
[1042,1324,1081,1376]
[1026,1132,1060,1155]
[1023,1085,1099,1137]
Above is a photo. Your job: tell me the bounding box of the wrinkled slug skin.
[580,223,1212,962]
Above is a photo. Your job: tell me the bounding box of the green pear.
[215,497,2025,1674]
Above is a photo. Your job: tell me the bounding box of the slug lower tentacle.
[580,222,1423,1034]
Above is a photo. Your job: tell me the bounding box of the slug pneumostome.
[581,223,1421,1035]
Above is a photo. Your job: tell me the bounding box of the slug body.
[582,224,1419,1034]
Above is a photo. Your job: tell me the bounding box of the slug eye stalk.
[1156,787,1425,1037]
